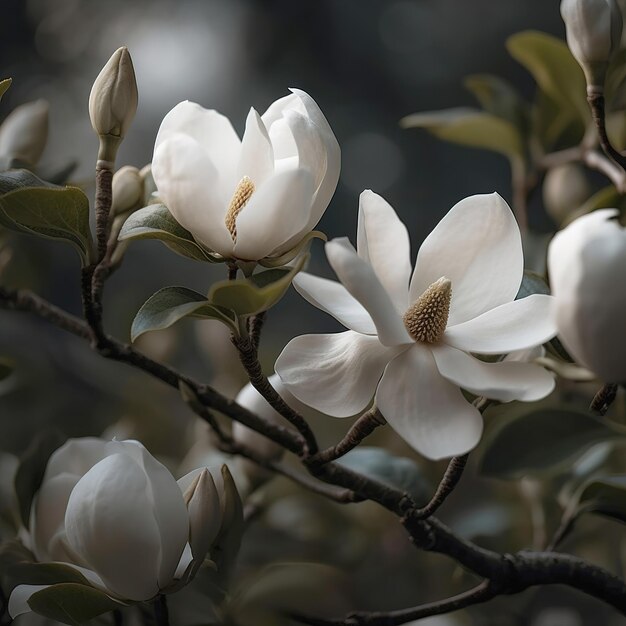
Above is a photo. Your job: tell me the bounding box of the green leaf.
[131,286,238,342]
[7,563,90,593]
[574,475,626,524]
[28,583,122,625]
[401,108,524,160]
[479,407,625,480]
[118,204,221,263]
[208,254,308,317]
[14,429,66,526]
[507,31,589,125]
[337,447,430,504]
[0,357,13,381]
[464,74,529,130]
[0,171,93,264]
[0,79,11,102]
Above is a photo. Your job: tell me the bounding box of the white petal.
[444,294,556,355]
[276,331,397,417]
[237,108,274,186]
[44,437,109,481]
[31,472,79,562]
[431,344,555,402]
[183,468,221,561]
[376,346,483,460]
[326,238,412,346]
[8,585,50,618]
[289,89,340,226]
[357,190,411,312]
[65,453,163,601]
[233,168,314,260]
[293,272,376,334]
[110,442,189,590]
[152,134,234,256]
[155,101,241,196]
[174,543,194,579]
[262,92,302,135]
[410,193,523,325]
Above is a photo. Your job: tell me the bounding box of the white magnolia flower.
[276,191,557,460]
[548,209,626,383]
[151,89,340,261]
[10,438,232,617]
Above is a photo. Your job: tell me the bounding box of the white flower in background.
[276,191,556,460]
[560,0,623,89]
[0,100,49,166]
[548,209,626,383]
[10,438,234,617]
[151,89,340,261]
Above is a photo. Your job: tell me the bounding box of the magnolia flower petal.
[174,543,194,579]
[184,468,221,560]
[8,585,50,618]
[276,331,397,417]
[376,346,483,460]
[293,272,376,334]
[237,108,274,186]
[44,437,109,481]
[262,92,302,133]
[31,472,79,562]
[233,168,315,260]
[65,453,163,601]
[288,89,340,226]
[357,190,411,312]
[112,442,189,589]
[326,238,412,346]
[152,134,233,256]
[154,100,241,195]
[410,193,523,325]
[444,294,556,355]
[431,344,555,402]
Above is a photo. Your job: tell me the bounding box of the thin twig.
[587,90,626,172]
[413,455,468,520]
[590,383,618,416]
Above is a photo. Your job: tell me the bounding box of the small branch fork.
[2,162,626,625]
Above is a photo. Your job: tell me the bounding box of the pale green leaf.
[401,108,524,159]
[118,204,221,263]
[131,286,238,342]
[0,79,11,102]
[479,407,625,479]
[28,583,123,625]
[208,254,308,317]
[507,31,589,125]
[337,447,430,504]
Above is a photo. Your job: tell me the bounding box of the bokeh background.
[2,2,625,625]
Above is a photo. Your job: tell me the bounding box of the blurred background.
[2,2,625,625]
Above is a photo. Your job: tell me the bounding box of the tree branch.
[413,455,468,520]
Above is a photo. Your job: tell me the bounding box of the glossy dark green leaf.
[479,407,625,479]
[118,204,220,262]
[131,286,238,342]
[208,254,307,317]
[507,31,589,125]
[14,429,66,526]
[0,170,93,264]
[0,78,11,102]
[337,446,430,504]
[401,108,524,159]
[6,562,89,595]
[28,583,122,625]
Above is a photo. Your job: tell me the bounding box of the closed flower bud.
[0,99,49,166]
[89,47,138,163]
[561,0,623,90]
[111,165,143,216]
[548,209,626,383]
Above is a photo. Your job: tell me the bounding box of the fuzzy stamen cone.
[403,277,452,343]
[225,176,255,242]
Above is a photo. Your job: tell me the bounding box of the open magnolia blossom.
[276,191,557,460]
[10,438,237,617]
[548,209,626,383]
[151,89,340,262]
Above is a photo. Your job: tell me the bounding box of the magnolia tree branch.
[587,91,626,173]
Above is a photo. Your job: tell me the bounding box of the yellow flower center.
[224,176,255,242]
[402,277,452,343]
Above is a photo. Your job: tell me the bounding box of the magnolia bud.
[183,468,221,563]
[561,0,623,90]
[89,47,138,164]
[543,163,591,226]
[111,165,143,216]
[0,99,49,166]
[548,209,626,383]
